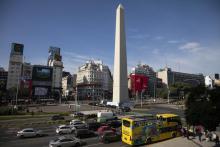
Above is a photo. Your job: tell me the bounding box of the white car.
[56,125,74,135]
[49,136,85,147]
[69,119,82,125]
[17,128,43,138]
[70,120,86,131]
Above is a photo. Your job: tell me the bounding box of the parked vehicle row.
[17,112,123,147]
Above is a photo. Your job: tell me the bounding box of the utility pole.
[141,90,144,108]
[167,86,170,104]
[75,86,78,111]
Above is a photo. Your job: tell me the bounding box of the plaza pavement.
[148,136,220,147]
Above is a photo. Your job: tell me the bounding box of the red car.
[97,126,115,135]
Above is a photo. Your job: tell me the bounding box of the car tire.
[59,132,62,135]
[146,138,152,144]
[104,140,109,144]
[75,142,80,147]
[172,133,176,138]
[20,135,24,138]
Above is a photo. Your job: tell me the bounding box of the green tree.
[157,87,168,99]
[185,85,220,131]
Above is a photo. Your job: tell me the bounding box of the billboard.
[32,66,52,81]
[11,43,24,55]
[48,46,61,61]
[130,74,149,93]
[34,87,48,96]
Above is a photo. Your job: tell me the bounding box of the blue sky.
[0,0,220,75]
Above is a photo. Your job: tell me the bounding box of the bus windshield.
[123,120,131,127]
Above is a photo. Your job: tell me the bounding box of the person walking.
[186,130,190,140]
[198,132,202,142]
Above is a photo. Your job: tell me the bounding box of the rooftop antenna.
[165,55,168,68]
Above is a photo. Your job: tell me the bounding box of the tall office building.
[157,67,204,86]
[48,47,63,96]
[130,64,156,97]
[6,43,24,90]
[0,67,8,93]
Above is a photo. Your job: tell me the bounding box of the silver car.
[49,136,84,147]
[56,125,74,135]
[17,128,43,138]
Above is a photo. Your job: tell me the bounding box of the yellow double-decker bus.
[156,113,182,127]
[122,113,181,146]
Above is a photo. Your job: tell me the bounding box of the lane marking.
[85,142,103,147]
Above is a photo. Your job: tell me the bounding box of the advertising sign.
[34,87,48,96]
[11,43,24,55]
[130,74,149,93]
[32,66,52,81]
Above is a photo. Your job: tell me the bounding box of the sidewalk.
[148,136,220,147]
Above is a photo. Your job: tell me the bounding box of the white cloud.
[127,41,220,75]
[62,51,113,74]
[179,42,201,52]
[62,51,92,73]
[168,40,180,44]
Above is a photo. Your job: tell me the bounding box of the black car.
[51,115,65,121]
[120,106,131,112]
[72,112,84,117]
[88,102,98,106]
[74,129,95,138]
[107,120,121,128]
[100,131,121,143]
[86,122,101,131]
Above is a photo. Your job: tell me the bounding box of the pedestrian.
[186,130,190,140]
[198,132,202,142]
[182,128,186,137]
[212,133,217,142]
[208,131,212,141]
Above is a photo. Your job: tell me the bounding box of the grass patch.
[0,114,50,120]
[0,111,71,121]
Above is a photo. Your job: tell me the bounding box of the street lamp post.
[168,88,170,104]
[75,86,78,112]
[15,77,20,109]
[141,90,143,108]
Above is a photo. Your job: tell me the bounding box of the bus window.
[123,120,131,127]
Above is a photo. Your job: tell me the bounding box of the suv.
[86,122,101,131]
[107,120,121,128]
[74,129,95,138]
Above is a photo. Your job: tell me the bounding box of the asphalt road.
[0,103,185,147]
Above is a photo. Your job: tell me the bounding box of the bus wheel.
[146,138,152,144]
[172,133,176,138]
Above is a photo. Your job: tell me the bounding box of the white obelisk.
[113,4,128,104]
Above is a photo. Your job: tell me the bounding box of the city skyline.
[1,0,220,75]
